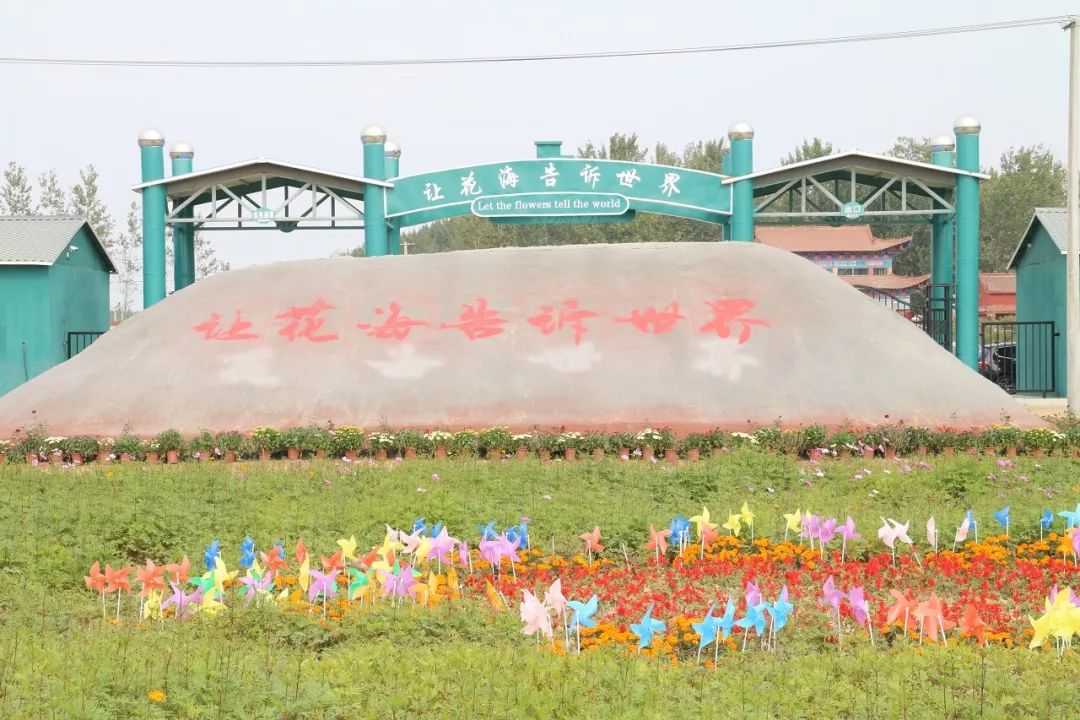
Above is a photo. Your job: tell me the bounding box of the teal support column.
[954,116,982,369]
[929,134,956,332]
[138,128,167,308]
[728,121,754,242]
[720,135,732,241]
[361,125,388,258]
[169,141,195,291]
[384,141,401,255]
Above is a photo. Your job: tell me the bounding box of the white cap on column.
[384,141,401,158]
[138,128,165,147]
[727,121,754,140]
[953,115,981,134]
[169,141,194,159]
[361,125,387,144]
[930,134,955,152]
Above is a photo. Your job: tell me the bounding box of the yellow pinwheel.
[722,513,742,537]
[142,589,163,620]
[689,506,717,541]
[197,590,226,616]
[337,535,358,561]
[297,554,311,593]
[445,567,462,600]
[212,557,237,596]
[740,501,755,528]
[784,509,803,535]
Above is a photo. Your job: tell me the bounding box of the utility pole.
[1067,18,1080,410]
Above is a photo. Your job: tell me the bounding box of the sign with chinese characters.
[841,201,865,220]
[471,192,630,219]
[252,207,275,224]
[387,159,730,227]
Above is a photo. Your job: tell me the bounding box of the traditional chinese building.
[978,272,1016,318]
[754,225,929,303]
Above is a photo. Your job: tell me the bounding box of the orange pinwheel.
[580,527,604,554]
[136,560,166,598]
[260,546,289,574]
[358,548,380,569]
[321,550,346,572]
[701,523,720,547]
[912,593,955,642]
[958,604,988,646]
[886,590,913,628]
[163,555,191,585]
[485,579,505,611]
[103,564,133,594]
[84,561,106,593]
[295,538,308,565]
[644,526,670,556]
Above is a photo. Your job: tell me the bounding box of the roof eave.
[130,158,394,193]
[722,150,989,186]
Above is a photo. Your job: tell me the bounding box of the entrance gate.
[980,321,1057,396]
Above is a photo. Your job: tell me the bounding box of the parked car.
[979,342,1016,392]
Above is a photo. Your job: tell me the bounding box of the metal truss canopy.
[130,158,392,231]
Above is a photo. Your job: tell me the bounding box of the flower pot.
[345,450,358,461]
[884,447,896,460]
[539,449,551,461]
[435,445,447,460]
[315,449,327,459]
[687,448,701,462]
[224,451,238,463]
[564,448,577,461]
[642,447,655,462]
[404,448,417,460]
[984,447,997,457]
[145,452,160,464]
[49,453,62,466]
[1071,448,1080,458]
[861,447,875,460]
[665,448,678,465]
[25,452,38,465]
[0,453,5,465]
[966,448,979,456]
[120,453,134,464]
[71,453,84,465]
[516,446,529,460]
[196,453,211,463]
[259,450,271,461]
[287,448,300,460]
[942,447,956,457]
[1031,448,1044,458]
[1005,446,1017,458]
[166,450,179,465]
[375,448,388,461]
[838,449,851,459]
[618,447,630,459]
[486,448,503,460]
[592,448,605,461]
[916,445,928,456]
[95,451,110,464]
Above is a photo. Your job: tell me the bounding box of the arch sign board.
[387,158,731,228]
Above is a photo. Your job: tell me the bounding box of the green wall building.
[0,216,115,396]
[1008,208,1067,397]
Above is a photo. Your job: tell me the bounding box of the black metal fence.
[66,331,104,360]
[979,321,1057,396]
[861,284,953,353]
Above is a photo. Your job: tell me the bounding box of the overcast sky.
[1,1,1077,268]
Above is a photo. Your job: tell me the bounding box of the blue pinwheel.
[769,586,795,633]
[429,522,444,539]
[717,598,737,640]
[203,539,221,572]
[1059,504,1080,530]
[506,520,530,549]
[478,521,498,541]
[669,514,691,547]
[629,603,666,650]
[239,536,256,570]
[966,509,978,531]
[993,506,1011,531]
[1041,509,1055,531]
[412,518,427,535]
[566,594,598,630]
[692,603,719,650]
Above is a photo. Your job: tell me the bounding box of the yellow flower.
[147,690,166,703]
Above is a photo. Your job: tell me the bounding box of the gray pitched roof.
[1007,208,1067,269]
[0,215,116,271]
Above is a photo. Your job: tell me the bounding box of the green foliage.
[281,427,309,452]
[393,429,431,455]
[63,435,99,457]
[151,429,184,453]
[794,425,827,456]
[215,430,244,453]
[188,428,217,456]
[449,429,478,456]
[251,426,285,453]
[112,434,142,457]
[476,427,513,453]
[331,425,365,455]
[781,137,834,165]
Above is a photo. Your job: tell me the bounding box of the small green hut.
[0,216,115,396]
[1007,208,1067,397]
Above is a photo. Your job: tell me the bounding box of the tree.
[980,145,1065,271]
[0,161,33,214]
[781,137,834,165]
[578,132,646,162]
[194,231,229,278]
[71,165,114,248]
[886,136,932,164]
[36,170,68,215]
[112,201,142,315]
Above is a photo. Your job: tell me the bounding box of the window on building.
[872,268,887,276]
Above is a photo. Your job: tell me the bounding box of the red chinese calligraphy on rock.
[698,298,770,344]
[441,298,508,340]
[356,302,428,340]
[615,301,686,334]
[192,311,259,341]
[527,299,599,345]
[275,299,339,343]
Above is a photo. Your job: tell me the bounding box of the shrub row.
[0,423,1075,464]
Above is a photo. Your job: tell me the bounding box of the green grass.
[0,453,1077,718]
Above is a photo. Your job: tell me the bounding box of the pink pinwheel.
[886,589,914,631]
[520,589,553,639]
[848,586,871,627]
[399,530,423,555]
[926,517,938,550]
[307,569,339,602]
[877,518,899,549]
[1071,528,1080,558]
[745,581,762,608]
[498,533,522,562]
[428,528,458,565]
[544,579,567,616]
[379,564,417,598]
[479,537,506,567]
[954,517,971,545]
[839,516,860,542]
[238,572,274,601]
[819,576,844,613]
[818,517,838,546]
[800,513,822,543]
[161,581,202,618]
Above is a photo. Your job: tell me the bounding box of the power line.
[0,15,1071,69]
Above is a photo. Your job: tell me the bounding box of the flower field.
[1,451,1078,717]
